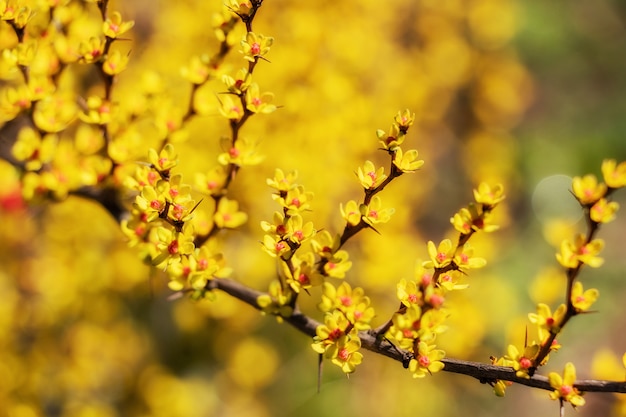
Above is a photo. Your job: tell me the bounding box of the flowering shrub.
[0,1,625,417]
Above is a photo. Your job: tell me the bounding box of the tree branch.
[211,277,626,394]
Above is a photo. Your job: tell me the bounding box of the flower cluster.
[311,282,375,373]
[491,160,626,406]
[5,2,134,201]
[121,143,235,298]
[385,182,503,378]
[258,169,353,315]
[119,2,273,298]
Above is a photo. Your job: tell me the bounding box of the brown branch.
[211,277,626,394]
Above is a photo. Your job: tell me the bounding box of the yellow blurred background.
[1,0,625,416]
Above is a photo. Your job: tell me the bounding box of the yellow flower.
[214,197,248,229]
[149,143,178,173]
[103,11,135,39]
[396,278,422,307]
[323,250,352,279]
[222,68,252,94]
[394,109,415,132]
[572,174,606,205]
[451,202,500,234]
[376,123,404,150]
[310,230,340,259]
[361,195,395,226]
[393,148,424,173]
[181,54,213,85]
[589,198,619,224]
[266,168,298,192]
[217,94,244,121]
[12,127,57,171]
[78,37,106,64]
[425,239,455,269]
[329,336,363,374]
[78,96,113,125]
[102,50,129,75]
[505,343,540,378]
[318,282,374,330]
[548,362,585,407]
[454,244,487,271]
[217,136,265,167]
[195,165,228,196]
[409,342,445,378]
[473,182,505,206]
[356,160,387,189]
[284,252,323,293]
[340,200,361,226]
[245,83,276,114]
[257,280,294,320]
[284,214,315,244]
[571,282,599,312]
[271,184,313,215]
[601,159,626,188]
[226,0,253,17]
[388,305,422,350]
[240,31,273,62]
[528,303,566,340]
[556,235,604,269]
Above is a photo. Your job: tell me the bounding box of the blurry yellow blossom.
[196,165,228,196]
[217,94,244,120]
[226,0,253,17]
[266,168,298,192]
[257,280,294,319]
[548,362,585,407]
[589,198,619,224]
[473,182,506,206]
[223,68,252,94]
[181,54,213,85]
[572,174,606,205]
[601,159,626,189]
[78,36,105,64]
[103,11,135,38]
[12,127,57,171]
[213,197,247,228]
[102,49,129,75]
[271,184,313,215]
[79,96,113,125]
[32,94,77,132]
[149,143,178,173]
[451,202,500,234]
[556,235,604,269]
